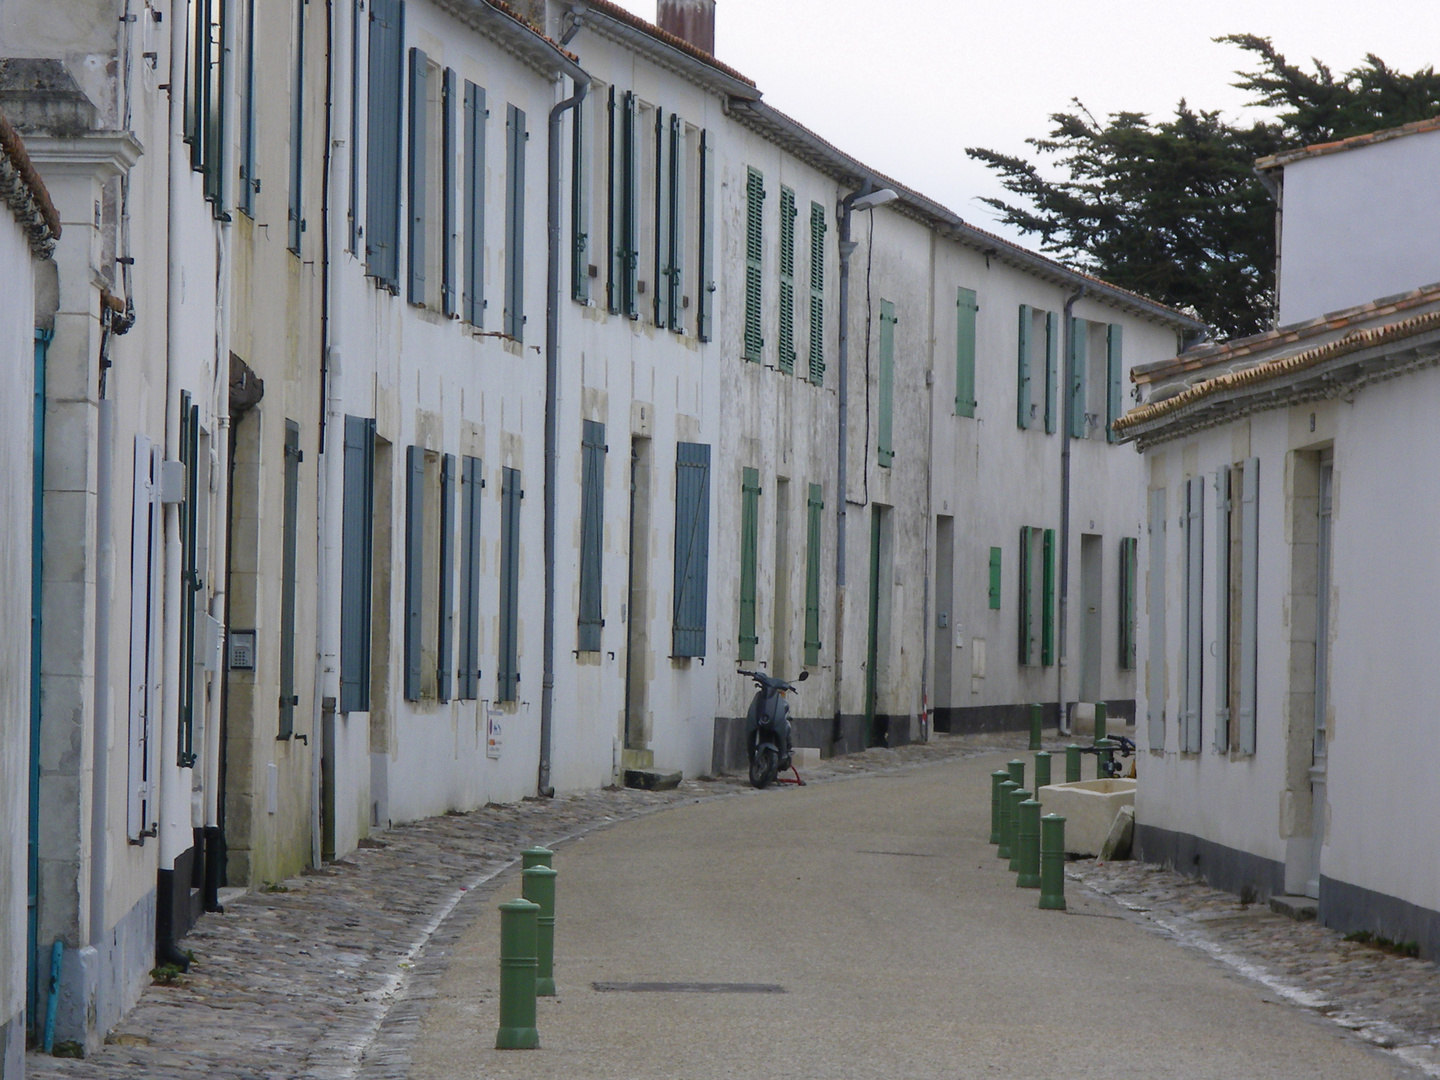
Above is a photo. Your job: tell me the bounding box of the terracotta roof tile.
[578,0,756,87]
[0,109,59,251]
[1256,115,1440,172]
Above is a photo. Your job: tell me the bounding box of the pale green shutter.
[504,104,527,340]
[1016,304,1032,429]
[463,81,486,326]
[279,420,301,735]
[743,167,764,362]
[698,130,716,341]
[1146,488,1167,749]
[739,467,761,660]
[988,546,1002,610]
[404,445,425,701]
[877,300,896,467]
[1107,323,1124,443]
[955,288,977,417]
[1017,527,1032,664]
[1183,475,1205,752]
[1044,311,1058,434]
[1119,535,1138,672]
[808,202,826,384]
[285,0,301,243]
[437,453,456,702]
[778,185,797,374]
[1041,527,1056,666]
[1069,316,1088,438]
[571,81,590,304]
[340,415,375,713]
[672,442,711,657]
[407,48,427,305]
[1239,458,1259,755]
[804,483,823,665]
[1213,469,1231,745]
[578,421,605,651]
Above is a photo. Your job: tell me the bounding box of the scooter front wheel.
[749,743,780,789]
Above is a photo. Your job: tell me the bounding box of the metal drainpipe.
[537,75,589,799]
[89,395,113,945]
[832,191,859,755]
[1057,285,1086,735]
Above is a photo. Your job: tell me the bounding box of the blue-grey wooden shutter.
[463,81,486,326]
[441,67,457,317]
[955,288,977,417]
[239,0,258,216]
[458,455,483,700]
[743,167,764,361]
[1106,323,1123,443]
[572,81,590,304]
[1069,315,1088,438]
[1016,304,1032,429]
[1017,526,1032,665]
[738,466,760,660]
[1239,457,1259,755]
[1146,487,1167,750]
[653,107,670,329]
[667,112,685,332]
[778,185,797,374]
[340,415,375,713]
[279,419,301,736]
[1183,475,1204,752]
[698,129,716,342]
[286,0,303,246]
[407,48,427,304]
[404,445,425,701]
[1044,311,1058,434]
[622,91,639,317]
[437,453,456,702]
[1213,467,1231,749]
[877,300,896,467]
[504,103,527,340]
[578,421,605,651]
[606,86,621,314]
[808,202,826,384]
[365,0,404,287]
[804,482,823,666]
[498,466,521,701]
[672,442,711,657]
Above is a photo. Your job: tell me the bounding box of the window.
[1213,461,1257,753]
[607,89,641,318]
[127,436,162,840]
[697,130,716,342]
[778,185,797,374]
[653,110,686,330]
[497,466,522,701]
[1181,474,1204,752]
[1016,305,1055,430]
[185,0,227,207]
[955,288,977,417]
[808,201,826,384]
[504,104,527,341]
[1118,536,1137,671]
[279,420,302,736]
[340,415,376,713]
[672,442,711,657]
[877,299,896,467]
[288,0,304,250]
[406,48,429,304]
[463,80,487,325]
[988,546,1002,610]
[578,421,606,651]
[1146,487,1166,747]
[739,467,761,660]
[457,455,484,700]
[743,167,764,362]
[1017,525,1055,666]
[1070,318,1124,440]
[365,0,404,287]
[804,483,823,666]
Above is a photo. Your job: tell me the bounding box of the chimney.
[657,0,715,55]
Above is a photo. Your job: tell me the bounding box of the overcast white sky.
[610,0,1440,250]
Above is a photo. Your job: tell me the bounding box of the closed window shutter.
[571,82,590,304]
[623,91,639,317]
[404,445,425,701]
[1118,536,1138,672]
[743,167,764,362]
[804,483,823,666]
[1146,488,1167,749]
[340,415,376,713]
[667,113,685,332]
[286,0,301,243]
[1044,311,1059,434]
[498,466,522,701]
[1183,475,1204,752]
[504,104,527,340]
[279,421,301,737]
[406,48,427,305]
[1017,526,1032,665]
[1016,304,1032,429]
[365,0,404,288]
[653,107,669,329]
[239,0,257,216]
[458,455,483,700]
[441,67,457,317]
[607,87,621,314]
[988,546,1001,610]
[739,466,761,660]
[955,288,977,417]
[1069,316,1088,438]
[437,453,456,703]
[1106,323,1123,443]
[808,201,826,384]
[1213,467,1231,748]
[672,442,711,657]
[1041,527,1056,666]
[778,185,797,374]
[698,130,716,342]
[877,300,896,467]
[578,421,606,651]
[127,435,157,839]
[1239,457,1259,755]
[179,397,200,767]
[463,81,486,326]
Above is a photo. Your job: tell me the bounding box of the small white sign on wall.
[486,710,504,760]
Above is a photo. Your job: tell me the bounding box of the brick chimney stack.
[657,0,716,55]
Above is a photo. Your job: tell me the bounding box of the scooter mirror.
[797,670,809,682]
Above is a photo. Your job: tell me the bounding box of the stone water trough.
[1036,778,1136,857]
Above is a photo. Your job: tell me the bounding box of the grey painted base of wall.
[1,1010,22,1080]
[54,886,155,1051]
[1134,823,1286,902]
[1321,874,1440,962]
[933,699,1136,735]
[710,713,914,775]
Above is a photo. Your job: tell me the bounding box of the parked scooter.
[739,668,808,789]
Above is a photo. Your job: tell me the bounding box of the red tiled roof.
[577,0,757,88]
[0,110,60,249]
[1256,115,1440,172]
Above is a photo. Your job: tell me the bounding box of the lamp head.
[851,188,899,213]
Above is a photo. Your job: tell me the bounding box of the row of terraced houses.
[0,0,1204,1064]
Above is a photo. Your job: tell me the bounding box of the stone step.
[1270,894,1319,922]
[623,768,682,791]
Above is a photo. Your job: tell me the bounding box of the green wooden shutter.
[571,82,590,304]
[778,185,797,374]
[1146,487,1166,749]
[672,442,711,657]
[623,91,639,317]
[1183,475,1205,752]
[458,455,483,700]
[504,103,527,341]
[1239,458,1259,755]
[403,445,425,701]
[463,81,486,326]
[498,466,522,701]
[653,107,669,329]
[1017,526,1032,664]
[1120,535,1138,673]
[340,415,375,713]
[988,546,1002,610]
[808,201,826,384]
[279,420,301,736]
[743,167,765,362]
[667,112,685,332]
[578,421,606,651]
[955,288,977,417]
[1041,527,1056,667]
[1069,316,1088,438]
[804,483,823,666]
[441,67,457,317]
[698,130,716,342]
[1212,468,1231,745]
[877,300,896,467]
[365,0,404,287]
[1015,304,1032,429]
[437,453,456,703]
[406,48,427,305]
[1106,323,1124,443]
[739,467,761,660]
[1044,311,1059,434]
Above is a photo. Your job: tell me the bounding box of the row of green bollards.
[496,846,558,1050]
[990,756,1066,910]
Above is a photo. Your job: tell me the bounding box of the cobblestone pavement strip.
[25,731,1440,1079]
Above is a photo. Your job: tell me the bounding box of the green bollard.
[1028,704,1042,750]
[522,846,554,870]
[1094,701,1108,744]
[997,779,1019,859]
[1015,799,1042,888]
[1007,758,1025,791]
[1095,738,1115,780]
[1040,814,1067,910]
[1007,788,1030,872]
[1033,751,1052,801]
[495,898,541,1049]
[522,865,558,997]
[1065,744,1082,784]
[989,770,1009,845]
